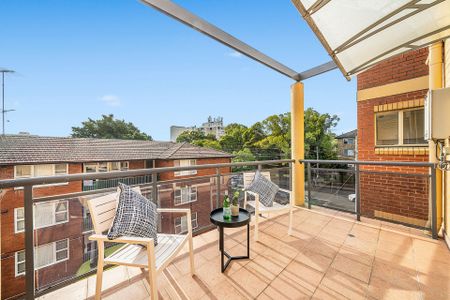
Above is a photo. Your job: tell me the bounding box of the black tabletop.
[210,208,251,228]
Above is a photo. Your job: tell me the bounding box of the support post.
[24,185,35,300]
[307,162,312,209]
[429,42,443,234]
[291,82,305,206]
[355,164,361,221]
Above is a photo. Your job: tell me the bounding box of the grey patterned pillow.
[107,183,158,245]
[246,171,279,207]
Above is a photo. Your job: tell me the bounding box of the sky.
[1,0,356,141]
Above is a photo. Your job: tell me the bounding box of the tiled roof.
[0,135,233,165]
[336,129,357,139]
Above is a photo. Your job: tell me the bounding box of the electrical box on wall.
[425,87,450,141]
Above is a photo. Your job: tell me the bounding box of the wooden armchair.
[87,189,194,300]
[243,171,293,241]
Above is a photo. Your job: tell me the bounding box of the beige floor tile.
[261,272,313,299]
[305,237,340,259]
[282,260,325,293]
[39,278,88,300]
[374,249,415,271]
[176,274,209,299]
[228,266,269,299]
[371,259,419,285]
[320,268,368,300]
[294,249,333,273]
[311,285,349,300]
[200,280,247,300]
[343,236,377,255]
[172,251,208,276]
[418,273,450,300]
[245,251,287,282]
[103,279,150,300]
[194,261,229,289]
[330,253,372,283]
[367,276,422,300]
[338,245,374,266]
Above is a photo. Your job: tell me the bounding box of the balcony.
[0,159,448,300]
[37,207,450,300]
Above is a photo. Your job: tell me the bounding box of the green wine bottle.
[223,192,231,220]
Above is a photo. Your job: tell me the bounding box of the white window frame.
[15,200,69,233]
[14,208,25,233]
[174,186,197,206]
[14,164,69,188]
[15,238,69,277]
[15,251,26,277]
[174,160,197,177]
[83,161,130,173]
[375,108,427,147]
[174,212,198,234]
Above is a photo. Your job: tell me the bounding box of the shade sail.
[292,0,450,78]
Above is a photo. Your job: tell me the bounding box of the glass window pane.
[17,262,26,274]
[34,164,53,177]
[403,109,426,144]
[55,164,67,174]
[55,212,68,223]
[17,251,26,262]
[98,162,108,172]
[16,208,24,219]
[17,220,25,232]
[35,243,54,268]
[120,162,129,171]
[55,201,67,212]
[85,164,97,173]
[376,112,398,145]
[56,250,68,261]
[16,165,32,178]
[110,162,120,171]
[56,239,68,251]
[35,202,55,228]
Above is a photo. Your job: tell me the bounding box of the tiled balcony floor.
[40,207,450,300]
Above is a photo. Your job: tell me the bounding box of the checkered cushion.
[107,183,158,245]
[246,171,279,207]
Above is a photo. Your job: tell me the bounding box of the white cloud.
[100,94,121,107]
[227,51,243,58]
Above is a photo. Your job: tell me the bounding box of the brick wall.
[0,163,84,300]
[357,48,430,225]
[357,48,429,90]
[155,158,231,235]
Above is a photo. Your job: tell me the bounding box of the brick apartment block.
[0,135,232,299]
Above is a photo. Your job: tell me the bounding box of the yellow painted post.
[291,82,305,206]
[429,42,443,234]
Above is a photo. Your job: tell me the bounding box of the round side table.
[210,208,251,272]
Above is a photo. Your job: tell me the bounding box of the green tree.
[176,130,215,143]
[219,123,247,152]
[304,108,339,160]
[231,148,256,171]
[71,114,152,140]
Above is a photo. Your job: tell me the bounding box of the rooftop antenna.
[0,68,15,135]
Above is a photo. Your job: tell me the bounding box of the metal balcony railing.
[0,158,438,300]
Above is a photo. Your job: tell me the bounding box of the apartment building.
[170,116,225,142]
[357,48,430,226]
[0,135,232,299]
[335,129,357,160]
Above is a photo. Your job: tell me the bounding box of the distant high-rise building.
[170,116,225,142]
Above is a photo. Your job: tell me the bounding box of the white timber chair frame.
[243,171,293,241]
[86,190,195,300]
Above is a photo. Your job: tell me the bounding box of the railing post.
[288,162,292,191]
[307,162,312,209]
[355,164,361,221]
[216,168,221,208]
[152,173,158,207]
[431,166,438,239]
[24,185,35,300]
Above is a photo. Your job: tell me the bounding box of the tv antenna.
[1,68,16,135]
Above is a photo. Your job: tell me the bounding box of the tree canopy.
[175,108,339,162]
[71,114,152,140]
